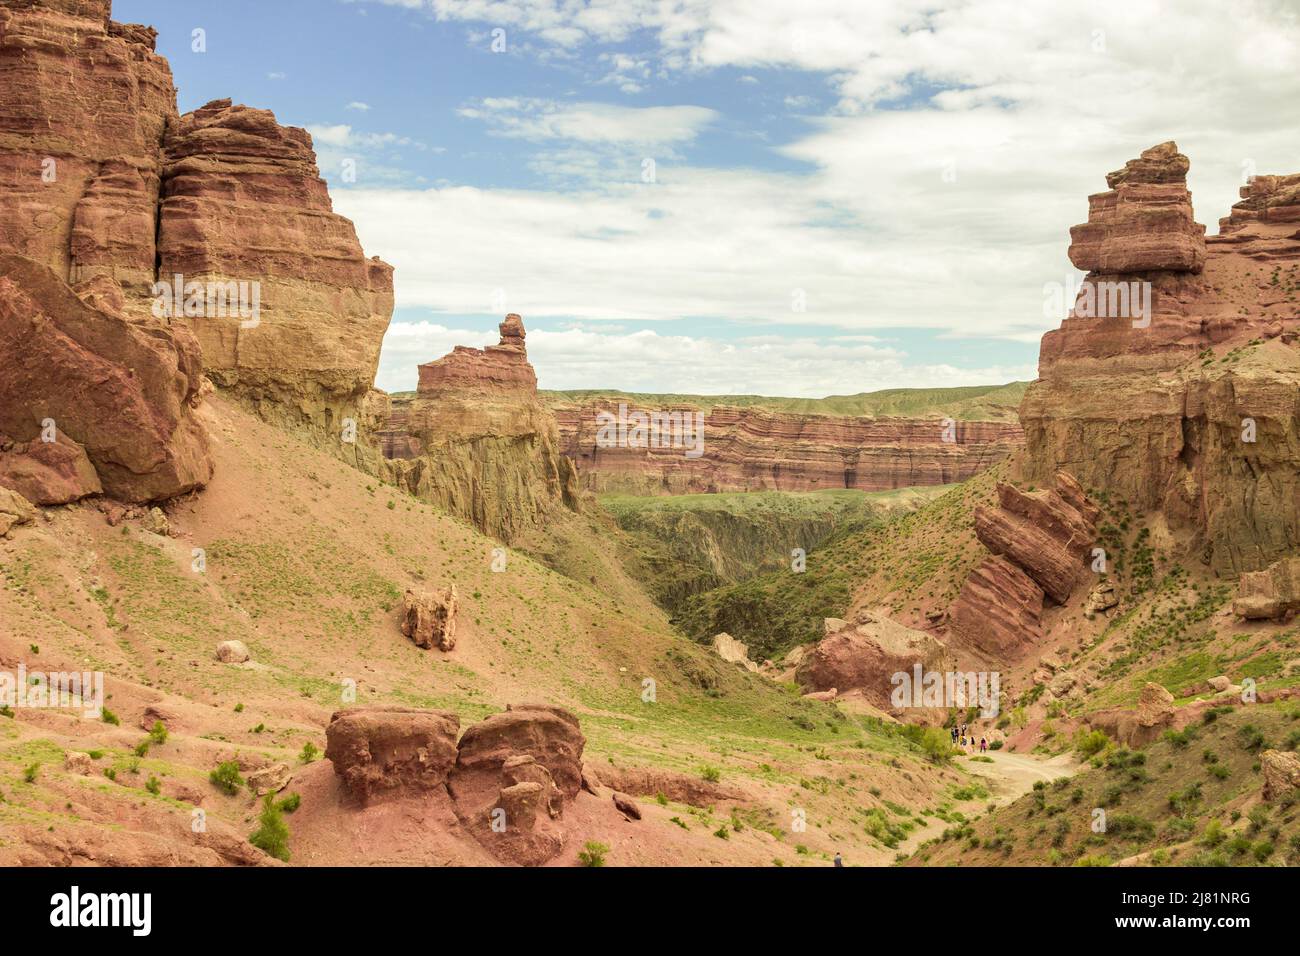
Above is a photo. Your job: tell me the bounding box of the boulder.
[711,632,759,673]
[612,792,642,820]
[1233,557,1300,621]
[1207,675,1232,692]
[399,585,458,651]
[1084,581,1119,618]
[1261,749,1300,802]
[324,706,460,805]
[215,640,250,664]
[0,434,101,505]
[64,752,93,775]
[795,611,947,710]
[451,704,585,803]
[0,486,36,538]
[245,763,290,796]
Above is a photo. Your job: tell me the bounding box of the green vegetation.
[578,840,609,867]
[208,760,244,796]
[249,794,291,862]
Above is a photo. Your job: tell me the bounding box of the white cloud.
[346,101,372,111]
[374,319,1033,395]
[457,97,717,146]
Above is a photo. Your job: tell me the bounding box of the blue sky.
[117,0,1299,396]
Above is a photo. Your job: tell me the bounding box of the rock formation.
[1233,556,1300,620]
[1261,749,1300,802]
[711,632,759,673]
[0,0,393,491]
[1022,142,1300,574]
[551,399,1022,495]
[399,585,458,651]
[0,255,212,503]
[795,611,948,709]
[380,316,581,543]
[159,98,394,449]
[325,706,461,806]
[948,472,1099,657]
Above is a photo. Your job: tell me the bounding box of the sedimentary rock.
[324,706,460,805]
[612,792,641,820]
[1068,141,1206,274]
[550,399,1022,495]
[1233,557,1300,620]
[448,704,586,866]
[214,640,250,664]
[583,764,744,808]
[1261,749,1300,802]
[381,316,581,543]
[0,255,212,503]
[246,763,291,796]
[711,632,759,673]
[973,475,1099,605]
[159,99,394,450]
[0,486,35,537]
[399,585,458,651]
[1091,682,1177,747]
[1022,142,1300,574]
[948,556,1045,656]
[795,611,948,709]
[0,433,101,505]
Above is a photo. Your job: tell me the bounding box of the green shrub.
[249,794,290,862]
[276,792,301,813]
[699,765,721,783]
[299,742,319,764]
[145,776,161,796]
[101,709,120,726]
[209,760,244,796]
[578,840,609,867]
[148,721,168,746]
[22,763,38,784]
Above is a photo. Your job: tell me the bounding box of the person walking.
[980,737,987,753]
[833,852,843,867]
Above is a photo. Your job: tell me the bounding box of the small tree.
[250,794,290,862]
[209,760,244,796]
[921,727,954,763]
[148,721,168,746]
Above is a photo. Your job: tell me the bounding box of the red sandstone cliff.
[0,0,393,508]
[550,400,1023,495]
[1021,142,1300,574]
[381,315,580,542]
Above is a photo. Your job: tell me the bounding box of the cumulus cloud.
[374,320,1034,395]
[457,97,717,145]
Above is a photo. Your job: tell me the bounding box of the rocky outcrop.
[380,316,581,543]
[583,764,744,808]
[0,255,212,503]
[795,611,948,709]
[948,556,1044,656]
[1068,142,1206,274]
[448,704,586,866]
[1022,142,1300,574]
[711,632,759,673]
[1260,749,1300,802]
[159,99,394,449]
[1233,556,1300,620]
[551,399,1022,495]
[0,485,35,537]
[1089,683,1177,748]
[0,1,393,480]
[947,472,1098,658]
[399,585,458,651]
[325,706,461,805]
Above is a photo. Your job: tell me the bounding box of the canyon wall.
[380,315,581,543]
[0,0,394,504]
[1020,142,1300,574]
[550,400,1023,495]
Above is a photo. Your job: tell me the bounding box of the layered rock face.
[1021,142,1300,574]
[159,98,394,445]
[948,472,1099,657]
[380,316,581,543]
[0,254,211,502]
[0,1,393,489]
[552,400,1022,495]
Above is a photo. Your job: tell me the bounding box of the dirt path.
[895,750,1081,858]
[962,750,1082,801]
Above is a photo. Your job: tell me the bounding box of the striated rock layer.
[0,1,393,489]
[1022,142,1300,574]
[948,472,1099,658]
[551,400,1022,495]
[379,315,580,543]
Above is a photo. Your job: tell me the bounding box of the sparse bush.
[299,742,319,764]
[209,760,244,796]
[578,840,609,867]
[148,721,168,746]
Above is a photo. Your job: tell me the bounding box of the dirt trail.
[895,750,1081,859]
